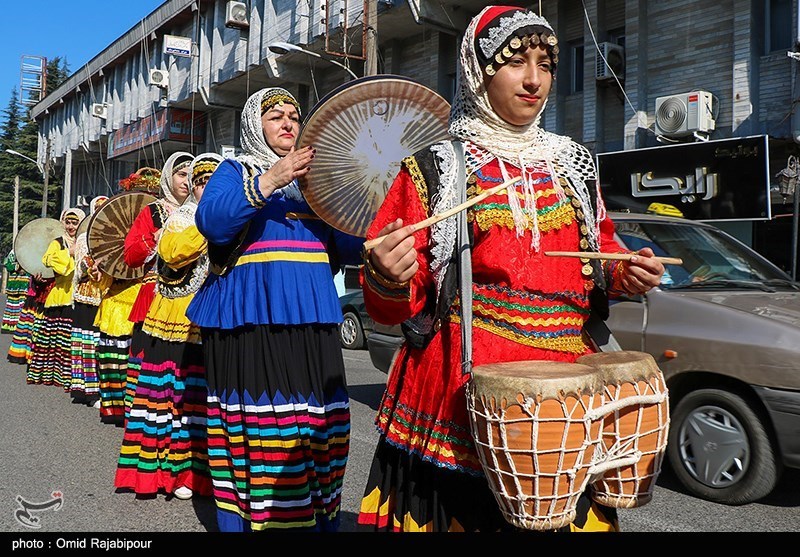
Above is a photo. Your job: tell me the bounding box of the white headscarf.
[236,88,304,201]
[59,207,85,251]
[427,6,604,292]
[159,151,194,209]
[238,88,301,168]
[156,152,223,298]
[89,195,109,215]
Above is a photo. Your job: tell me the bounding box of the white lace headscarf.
[156,152,223,297]
[428,6,605,294]
[237,87,304,201]
[159,151,194,210]
[89,195,108,215]
[59,207,85,251]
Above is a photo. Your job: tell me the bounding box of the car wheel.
[339,311,365,350]
[666,388,781,505]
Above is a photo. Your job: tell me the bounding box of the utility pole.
[364,0,378,76]
[13,175,19,239]
[41,138,50,218]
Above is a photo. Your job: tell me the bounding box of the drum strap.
[454,140,474,378]
[584,312,622,352]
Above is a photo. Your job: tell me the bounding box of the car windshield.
[615,220,797,290]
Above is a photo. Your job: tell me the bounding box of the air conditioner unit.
[149,68,169,89]
[596,42,625,81]
[655,91,716,139]
[225,1,249,29]
[91,103,107,119]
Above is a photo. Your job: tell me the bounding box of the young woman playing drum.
[357,5,665,532]
[186,88,363,532]
[28,207,85,389]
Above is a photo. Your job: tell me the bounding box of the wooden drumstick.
[363,176,522,251]
[545,251,683,265]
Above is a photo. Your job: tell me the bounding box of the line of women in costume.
[2,86,362,531]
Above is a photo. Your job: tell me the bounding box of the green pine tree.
[0,57,71,256]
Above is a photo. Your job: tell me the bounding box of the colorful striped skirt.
[69,301,101,402]
[97,333,132,420]
[114,333,211,497]
[2,273,30,333]
[27,304,73,388]
[7,295,41,364]
[125,324,149,421]
[201,323,350,532]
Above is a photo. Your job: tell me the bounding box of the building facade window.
[767,0,793,52]
[571,42,584,94]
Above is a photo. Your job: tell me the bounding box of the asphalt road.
[0,321,798,536]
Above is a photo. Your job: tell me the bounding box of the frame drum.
[14,218,65,279]
[86,191,157,280]
[76,214,91,238]
[296,75,451,237]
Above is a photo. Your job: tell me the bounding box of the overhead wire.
[579,0,650,133]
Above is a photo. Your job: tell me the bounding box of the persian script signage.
[597,135,770,221]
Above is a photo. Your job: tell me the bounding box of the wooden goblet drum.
[576,350,670,509]
[466,360,607,531]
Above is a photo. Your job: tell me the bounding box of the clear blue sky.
[0,0,164,116]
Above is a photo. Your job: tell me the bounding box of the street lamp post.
[268,41,359,80]
[5,147,49,217]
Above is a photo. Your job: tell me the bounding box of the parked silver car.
[338,289,374,350]
[367,211,800,505]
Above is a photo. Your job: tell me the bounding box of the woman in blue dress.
[187,87,363,532]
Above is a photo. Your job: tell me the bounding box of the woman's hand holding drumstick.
[363,177,522,252]
[550,248,668,295]
[365,177,522,283]
[368,218,420,283]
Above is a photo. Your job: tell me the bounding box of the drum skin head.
[76,215,90,238]
[87,191,157,280]
[471,361,605,402]
[297,75,451,237]
[14,218,65,279]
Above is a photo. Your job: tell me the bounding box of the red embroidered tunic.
[362,157,630,475]
[124,202,168,324]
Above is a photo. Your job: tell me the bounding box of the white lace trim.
[429,141,459,296]
[437,6,601,263]
[157,203,209,298]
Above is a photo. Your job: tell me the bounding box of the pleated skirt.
[69,301,101,401]
[2,278,28,333]
[7,296,41,364]
[97,333,132,419]
[27,304,73,388]
[126,324,147,421]
[114,333,211,497]
[201,323,350,532]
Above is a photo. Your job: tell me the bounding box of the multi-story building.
[29,0,800,264]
